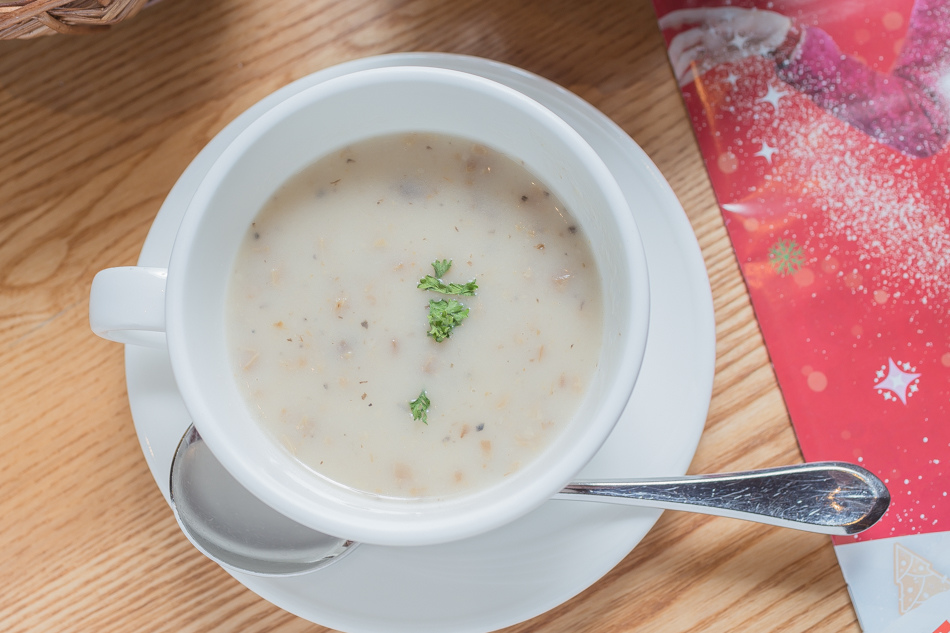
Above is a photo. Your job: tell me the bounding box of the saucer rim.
[125,52,715,633]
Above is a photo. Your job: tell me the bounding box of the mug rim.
[165,65,650,546]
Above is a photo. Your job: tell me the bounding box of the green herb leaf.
[417,276,478,296]
[409,390,430,424]
[426,298,470,342]
[431,259,452,278]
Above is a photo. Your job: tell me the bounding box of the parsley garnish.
[418,259,477,296]
[417,259,476,342]
[417,276,478,296]
[409,390,430,424]
[426,298,469,342]
[431,259,452,278]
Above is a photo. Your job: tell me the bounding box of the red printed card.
[650,0,950,629]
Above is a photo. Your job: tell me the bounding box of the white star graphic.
[758,84,789,114]
[754,141,778,163]
[874,358,921,405]
[730,33,749,49]
[724,72,739,88]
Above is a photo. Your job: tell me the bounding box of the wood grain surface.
[0,0,861,631]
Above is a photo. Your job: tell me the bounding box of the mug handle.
[89,267,168,348]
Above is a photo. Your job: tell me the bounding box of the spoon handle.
[554,461,890,535]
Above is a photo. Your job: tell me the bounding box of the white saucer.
[125,53,715,633]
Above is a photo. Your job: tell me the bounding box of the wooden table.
[0,0,861,631]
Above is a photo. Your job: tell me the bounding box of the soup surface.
[226,132,603,498]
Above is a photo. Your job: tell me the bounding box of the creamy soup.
[226,133,603,499]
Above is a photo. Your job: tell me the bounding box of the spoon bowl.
[170,424,357,576]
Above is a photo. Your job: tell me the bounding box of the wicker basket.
[0,0,157,39]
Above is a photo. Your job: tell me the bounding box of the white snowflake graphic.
[873,358,921,405]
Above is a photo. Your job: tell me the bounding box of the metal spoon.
[170,423,889,576]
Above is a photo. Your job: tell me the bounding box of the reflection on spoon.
[169,424,357,577]
[170,423,889,577]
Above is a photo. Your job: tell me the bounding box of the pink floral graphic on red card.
[652,0,950,544]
